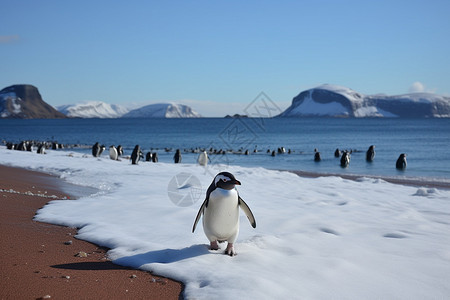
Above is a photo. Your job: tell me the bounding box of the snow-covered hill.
[122,103,201,118]
[279,84,450,118]
[57,101,129,118]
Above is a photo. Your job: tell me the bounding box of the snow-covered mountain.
[279,84,450,118]
[122,103,202,118]
[57,101,129,118]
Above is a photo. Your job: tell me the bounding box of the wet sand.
[0,165,183,300]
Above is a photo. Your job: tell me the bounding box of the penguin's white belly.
[198,153,208,166]
[203,188,240,242]
[109,148,118,160]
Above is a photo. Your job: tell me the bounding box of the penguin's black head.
[214,172,241,190]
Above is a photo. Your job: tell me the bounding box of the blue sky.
[1,0,449,116]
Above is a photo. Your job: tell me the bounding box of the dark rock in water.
[0,84,67,119]
[225,114,249,118]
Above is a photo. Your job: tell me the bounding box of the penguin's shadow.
[114,244,210,266]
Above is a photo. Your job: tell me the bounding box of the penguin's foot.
[210,241,219,250]
[225,243,236,256]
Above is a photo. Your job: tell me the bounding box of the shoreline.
[287,169,450,190]
[0,164,183,300]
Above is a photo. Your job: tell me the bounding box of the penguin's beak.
[234,180,241,185]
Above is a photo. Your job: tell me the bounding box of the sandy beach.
[0,165,183,300]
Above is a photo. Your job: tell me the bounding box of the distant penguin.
[396,153,407,170]
[271,150,276,157]
[117,145,123,156]
[98,145,106,156]
[92,142,100,157]
[109,146,118,160]
[174,149,182,163]
[198,151,209,166]
[152,152,158,162]
[145,152,153,162]
[17,141,26,151]
[334,148,341,158]
[314,149,321,162]
[244,150,249,155]
[26,142,33,152]
[278,147,286,154]
[340,151,350,167]
[366,145,376,162]
[192,172,256,256]
[37,144,45,154]
[131,145,142,165]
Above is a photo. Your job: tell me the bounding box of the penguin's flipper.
[238,196,256,228]
[192,199,208,233]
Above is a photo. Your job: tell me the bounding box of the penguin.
[197,151,209,166]
[174,149,182,163]
[314,149,321,162]
[152,152,158,162]
[145,152,153,162]
[92,142,100,157]
[117,145,124,156]
[98,145,106,156]
[396,153,407,170]
[334,148,341,158]
[37,144,45,154]
[366,145,375,162]
[17,141,26,151]
[278,147,286,154]
[109,146,118,160]
[192,172,256,256]
[131,145,142,165]
[271,150,276,157]
[340,151,350,167]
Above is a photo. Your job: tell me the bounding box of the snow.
[57,101,201,118]
[1,147,450,299]
[353,106,398,117]
[57,101,129,118]
[316,84,365,103]
[288,91,349,116]
[0,91,22,117]
[123,103,202,118]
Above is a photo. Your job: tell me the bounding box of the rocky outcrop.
[0,85,66,119]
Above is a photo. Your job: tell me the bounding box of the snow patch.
[123,103,201,118]
[57,101,129,118]
[0,91,22,117]
[288,92,349,116]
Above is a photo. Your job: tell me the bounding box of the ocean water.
[1,117,449,180]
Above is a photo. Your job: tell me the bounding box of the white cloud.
[409,81,425,93]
